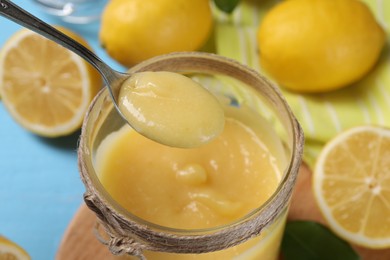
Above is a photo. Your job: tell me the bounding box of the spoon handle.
[0,0,123,95]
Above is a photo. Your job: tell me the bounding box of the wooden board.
[56,164,390,259]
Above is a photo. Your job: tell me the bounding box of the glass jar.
[31,0,107,24]
[78,52,304,259]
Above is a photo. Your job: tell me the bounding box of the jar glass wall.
[31,0,107,24]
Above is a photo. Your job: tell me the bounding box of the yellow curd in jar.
[96,97,287,259]
[93,70,288,259]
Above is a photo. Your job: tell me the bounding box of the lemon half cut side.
[0,235,30,260]
[0,28,102,137]
[313,125,390,248]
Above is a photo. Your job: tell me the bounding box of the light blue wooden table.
[0,1,123,259]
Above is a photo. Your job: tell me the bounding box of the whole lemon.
[100,0,213,67]
[257,0,385,93]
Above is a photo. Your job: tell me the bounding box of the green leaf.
[213,0,240,14]
[281,221,361,260]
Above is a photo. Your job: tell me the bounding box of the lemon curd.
[96,101,287,259]
[79,53,304,259]
[118,71,225,148]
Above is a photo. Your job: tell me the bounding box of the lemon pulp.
[0,28,101,137]
[314,126,390,248]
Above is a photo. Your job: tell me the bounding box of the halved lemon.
[0,235,30,260]
[313,125,390,248]
[0,27,102,137]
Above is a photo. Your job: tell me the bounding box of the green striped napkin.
[213,0,390,168]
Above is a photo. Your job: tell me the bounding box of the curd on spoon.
[118,71,225,148]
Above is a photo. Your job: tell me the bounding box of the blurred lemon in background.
[0,27,102,137]
[257,0,385,93]
[100,0,213,67]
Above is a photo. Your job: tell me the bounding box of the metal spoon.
[0,0,226,148]
[0,0,129,124]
